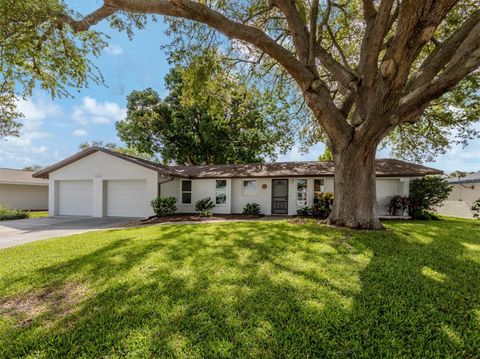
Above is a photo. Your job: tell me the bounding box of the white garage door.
[106,180,147,217]
[58,180,93,216]
[376,179,401,215]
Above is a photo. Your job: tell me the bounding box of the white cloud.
[72,128,88,137]
[105,44,123,55]
[72,96,126,126]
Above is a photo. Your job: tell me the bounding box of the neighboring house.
[0,168,48,210]
[33,147,442,218]
[435,172,480,219]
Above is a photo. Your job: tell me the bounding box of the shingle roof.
[33,147,443,179]
[0,168,48,185]
[447,171,480,184]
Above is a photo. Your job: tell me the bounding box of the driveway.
[0,216,135,250]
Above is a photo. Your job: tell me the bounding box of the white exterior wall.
[435,183,480,219]
[0,184,48,210]
[48,151,158,217]
[160,177,232,214]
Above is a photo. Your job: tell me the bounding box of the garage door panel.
[58,180,93,216]
[106,180,147,217]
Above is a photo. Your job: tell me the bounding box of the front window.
[242,180,257,195]
[216,180,227,205]
[181,180,192,204]
[314,179,325,203]
[297,179,307,206]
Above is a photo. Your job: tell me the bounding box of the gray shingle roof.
[0,168,48,185]
[33,147,443,179]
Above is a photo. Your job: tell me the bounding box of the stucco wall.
[434,183,479,219]
[0,184,48,210]
[49,151,158,217]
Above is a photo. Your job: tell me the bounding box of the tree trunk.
[328,141,383,229]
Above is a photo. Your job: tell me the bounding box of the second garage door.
[106,180,147,217]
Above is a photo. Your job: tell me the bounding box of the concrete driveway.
[0,216,135,250]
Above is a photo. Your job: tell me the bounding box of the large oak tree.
[3,0,480,228]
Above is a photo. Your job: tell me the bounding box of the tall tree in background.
[78,140,156,161]
[117,54,293,165]
[3,0,480,228]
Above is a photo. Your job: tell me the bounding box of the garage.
[106,180,147,217]
[376,179,401,215]
[58,180,93,216]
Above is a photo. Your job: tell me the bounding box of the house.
[33,147,443,218]
[0,168,48,210]
[435,172,480,219]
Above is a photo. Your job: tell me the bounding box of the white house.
[435,172,480,218]
[33,147,443,218]
[0,168,48,210]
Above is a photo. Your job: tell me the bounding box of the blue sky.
[0,2,479,173]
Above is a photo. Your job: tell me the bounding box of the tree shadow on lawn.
[0,220,479,358]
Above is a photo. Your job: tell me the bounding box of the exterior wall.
[0,184,48,210]
[49,151,158,217]
[435,182,480,219]
[160,177,232,214]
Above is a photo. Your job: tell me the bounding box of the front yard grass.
[26,211,48,219]
[0,218,479,358]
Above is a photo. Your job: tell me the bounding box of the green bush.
[311,192,334,219]
[195,198,215,217]
[471,199,480,219]
[243,203,261,215]
[296,206,311,217]
[151,196,177,217]
[386,195,410,216]
[409,177,452,219]
[0,205,29,221]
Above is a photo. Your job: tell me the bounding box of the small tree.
[409,177,452,218]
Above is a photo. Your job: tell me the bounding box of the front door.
[272,179,289,214]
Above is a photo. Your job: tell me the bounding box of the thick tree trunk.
[328,141,383,229]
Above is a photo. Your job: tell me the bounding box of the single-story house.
[33,147,443,218]
[0,168,48,210]
[435,172,480,219]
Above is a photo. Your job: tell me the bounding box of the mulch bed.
[118,213,265,227]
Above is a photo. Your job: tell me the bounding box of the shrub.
[386,195,410,216]
[471,199,480,219]
[409,177,452,219]
[243,203,261,215]
[296,206,311,217]
[195,198,215,217]
[151,196,177,217]
[311,192,334,219]
[0,205,29,221]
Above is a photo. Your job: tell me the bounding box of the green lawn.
[0,218,479,358]
[27,211,48,219]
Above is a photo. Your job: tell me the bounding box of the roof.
[0,168,48,185]
[447,171,480,184]
[33,147,443,179]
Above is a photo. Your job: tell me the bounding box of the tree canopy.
[116,54,293,165]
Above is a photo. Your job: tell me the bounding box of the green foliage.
[318,147,332,161]
[0,0,107,137]
[296,206,311,217]
[386,195,410,216]
[471,199,480,219]
[22,165,43,171]
[116,51,294,165]
[150,197,177,217]
[0,205,29,220]
[311,192,334,219]
[242,203,261,215]
[195,198,215,217]
[409,177,452,219]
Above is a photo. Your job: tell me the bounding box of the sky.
[0,1,479,173]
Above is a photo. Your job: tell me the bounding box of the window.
[215,180,227,205]
[181,180,192,204]
[314,179,325,203]
[242,180,257,196]
[297,179,307,206]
